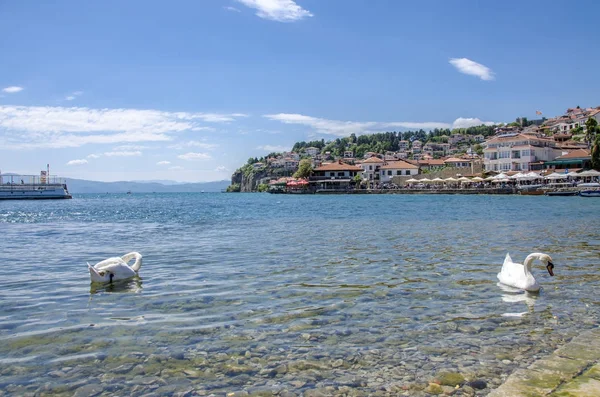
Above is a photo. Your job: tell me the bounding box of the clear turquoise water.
[1,193,600,395]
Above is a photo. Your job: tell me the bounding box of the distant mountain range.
[64,178,230,194]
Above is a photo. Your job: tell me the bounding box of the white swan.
[497,252,554,292]
[88,252,142,283]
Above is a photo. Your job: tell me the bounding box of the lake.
[1,193,599,396]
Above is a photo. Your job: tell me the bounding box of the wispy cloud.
[104,151,142,157]
[66,159,88,166]
[178,152,212,160]
[257,144,289,152]
[224,6,241,12]
[157,160,171,165]
[112,144,150,151]
[65,91,84,101]
[87,154,101,159]
[0,105,247,149]
[169,166,184,170]
[449,58,495,81]
[167,140,218,150]
[215,166,230,172]
[235,0,312,22]
[2,86,23,93]
[452,117,497,129]
[264,113,451,136]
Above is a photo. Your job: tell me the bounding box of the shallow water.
[1,193,599,396]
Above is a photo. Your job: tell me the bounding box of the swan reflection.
[90,277,143,294]
[497,282,538,317]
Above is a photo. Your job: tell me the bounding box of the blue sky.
[1,0,599,182]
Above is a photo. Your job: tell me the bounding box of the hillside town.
[229,106,600,193]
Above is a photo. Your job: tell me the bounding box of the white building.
[361,156,385,181]
[483,133,561,172]
[305,147,320,157]
[379,160,418,183]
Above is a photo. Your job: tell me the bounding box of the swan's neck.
[122,252,142,272]
[523,254,537,277]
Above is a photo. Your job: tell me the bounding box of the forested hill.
[291,125,497,159]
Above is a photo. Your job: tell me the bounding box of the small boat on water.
[545,190,580,197]
[0,167,72,200]
[579,190,600,197]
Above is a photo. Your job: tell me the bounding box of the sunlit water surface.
[1,193,599,396]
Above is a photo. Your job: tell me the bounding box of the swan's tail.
[503,253,512,266]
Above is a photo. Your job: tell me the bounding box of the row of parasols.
[406,169,600,184]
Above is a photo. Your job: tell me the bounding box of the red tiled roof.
[314,161,362,171]
[380,160,418,170]
[555,149,591,159]
[362,157,385,163]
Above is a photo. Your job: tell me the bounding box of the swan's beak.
[546,262,555,276]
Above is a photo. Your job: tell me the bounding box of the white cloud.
[157,160,171,165]
[225,6,241,12]
[168,140,218,150]
[169,166,184,170]
[104,151,142,157]
[66,159,88,166]
[65,91,83,101]
[87,154,100,159]
[452,117,497,129]
[449,58,495,81]
[257,144,289,152]
[113,144,150,151]
[0,105,246,149]
[235,0,312,22]
[178,152,212,160]
[264,113,451,136]
[215,166,229,172]
[2,86,23,93]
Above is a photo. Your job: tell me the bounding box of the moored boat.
[545,190,580,196]
[0,167,72,200]
[579,190,600,197]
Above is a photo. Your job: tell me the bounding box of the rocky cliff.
[230,169,271,192]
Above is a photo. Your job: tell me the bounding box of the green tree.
[257,183,269,192]
[591,135,600,170]
[293,159,313,178]
[585,118,598,148]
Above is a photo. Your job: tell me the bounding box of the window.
[521,149,531,157]
[337,172,344,177]
[396,170,401,175]
[329,172,335,177]
[499,151,510,159]
[405,170,411,175]
[388,170,392,176]
[369,165,372,170]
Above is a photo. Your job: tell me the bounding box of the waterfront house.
[310,160,362,191]
[361,156,385,182]
[543,149,592,172]
[483,133,561,172]
[379,160,419,183]
[343,150,354,158]
[444,157,472,168]
[398,140,410,151]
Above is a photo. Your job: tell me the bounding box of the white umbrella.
[567,171,580,177]
[545,172,567,180]
[494,173,509,180]
[458,176,471,182]
[484,176,496,181]
[420,178,432,182]
[511,172,526,180]
[444,177,458,182]
[471,176,484,182]
[432,177,444,183]
[406,178,419,183]
[578,169,600,177]
[525,172,541,179]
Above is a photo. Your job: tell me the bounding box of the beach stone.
[73,384,104,397]
[436,372,465,386]
[425,382,443,394]
[467,379,487,389]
